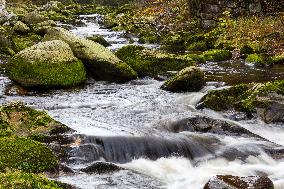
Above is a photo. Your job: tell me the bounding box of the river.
[1,14,284,189]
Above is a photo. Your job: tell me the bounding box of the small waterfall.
[68,135,214,164]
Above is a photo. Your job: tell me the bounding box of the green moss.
[0,101,70,137]
[186,41,208,51]
[12,33,42,52]
[0,136,58,172]
[161,66,205,92]
[0,171,64,189]
[199,80,284,113]
[183,54,206,63]
[7,40,86,89]
[246,53,266,67]
[87,35,111,47]
[116,45,196,77]
[202,49,232,62]
[199,84,250,111]
[161,34,185,52]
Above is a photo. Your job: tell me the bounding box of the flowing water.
[1,14,284,189]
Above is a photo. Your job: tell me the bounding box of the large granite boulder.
[7,40,86,89]
[43,27,137,82]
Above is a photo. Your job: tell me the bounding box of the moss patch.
[0,171,65,189]
[0,101,70,137]
[12,33,42,52]
[199,80,284,114]
[116,45,196,77]
[202,49,232,62]
[0,136,58,172]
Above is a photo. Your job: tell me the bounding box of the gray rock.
[249,3,262,14]
[255,93,284,123]
[204,175,274,189]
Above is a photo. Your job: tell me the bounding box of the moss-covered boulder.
[87,35,111,47]
[7,40,86,89]
[0,136,58,172]
[23,11,49,25]
[116,45,196,77]
[202,49,232,62]
[32,20,56,36]
[268,55,284,65]
[0,101,71,137]
[43,27,137,82]
[0,171,66,189]
[13,21,30,34]
[161,66,205,92]
[198,80,284,122]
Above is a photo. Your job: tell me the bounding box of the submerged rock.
[163,115,263,139]
[7,40,86,89]
[80,162,123,174]
[161,66,205,92]
[204,175,274,189]
[43,27,137,82]
[116,45,195,77]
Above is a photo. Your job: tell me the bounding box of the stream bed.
[1,14,284,189]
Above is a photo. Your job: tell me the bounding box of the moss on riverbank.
[116,45,195,77]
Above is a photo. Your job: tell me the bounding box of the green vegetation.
[0,171,65,189]
[246,54,267,67]
[0,136,58,172]
[116,45,195,77]
[202,49,232,62]
[0,101,70,137]
[199,80,284,113]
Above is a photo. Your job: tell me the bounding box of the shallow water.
[1,14,284,189]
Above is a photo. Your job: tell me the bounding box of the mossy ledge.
[0,101,72,137]
[7,40,86,90]
[0,171,67,189]
[0,136,58,173]
[116,45,196,77]
[198,80,284,116]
